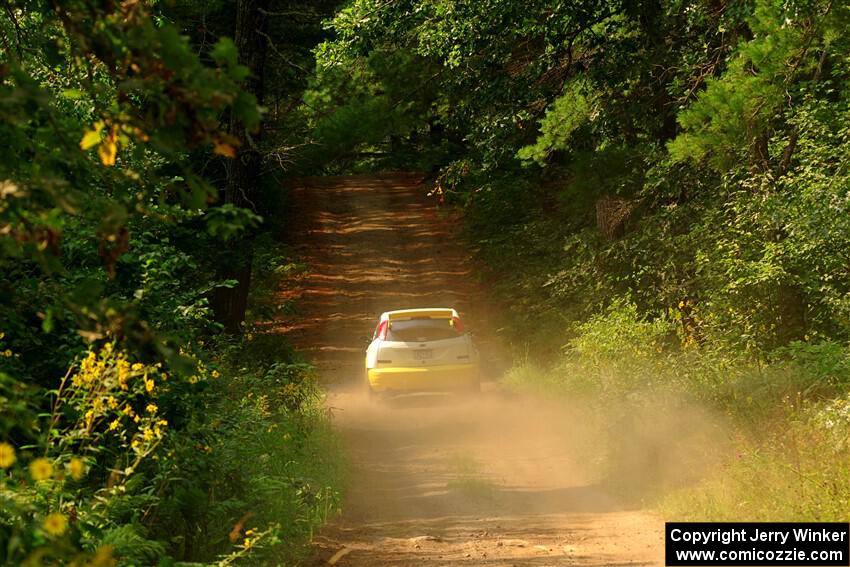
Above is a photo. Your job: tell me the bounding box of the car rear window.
[386,318,460,342]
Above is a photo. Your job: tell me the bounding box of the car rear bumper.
[367,363,479,392]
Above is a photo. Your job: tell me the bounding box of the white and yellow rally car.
[364,308,480,397]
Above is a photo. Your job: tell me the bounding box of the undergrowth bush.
[0,333,342,565]
[1,227,343,565]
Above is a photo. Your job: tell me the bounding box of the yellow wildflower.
[144,376,155,393]
[69,457,86,480]
[43,512,67,536]
[245,528,255,536]
[243,538,253,550]
[107,396,118,409]
[108,418,121,431]
[131,362,144,371]
[143,427,154,441]
[29,458,54,481]
[117,358,130,385]
[2,350,11,357]
[74,352,96,386]
[146,403,157,414]
[92,545,115,567]
[0,442,16,468]
[211,369,221,379]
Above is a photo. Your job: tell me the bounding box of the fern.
[100,524,167,565]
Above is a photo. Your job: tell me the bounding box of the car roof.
[380,308,459,321]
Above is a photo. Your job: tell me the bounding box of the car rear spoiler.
[387,309,454,320]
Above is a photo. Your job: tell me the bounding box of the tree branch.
[2,0,24,61]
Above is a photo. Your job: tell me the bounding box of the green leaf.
[79,127,103,150]
[61,89,84,100]
[211,37,240,68]
[204,204,263,241]
[233,91,262,130]
[41,309,54,333]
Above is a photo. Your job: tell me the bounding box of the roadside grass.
[662,412,850,522]
[499,304,850,521]
[446,453,497,500]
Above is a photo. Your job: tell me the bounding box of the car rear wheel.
[364,367,380,402]
[366,385,388,404]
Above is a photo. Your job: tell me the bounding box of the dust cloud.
[331,385,729,506]
[313,385,729,566]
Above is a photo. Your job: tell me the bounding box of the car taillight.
[452,316,464,333]
[377,320,389,340]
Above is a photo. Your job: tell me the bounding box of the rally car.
[364,308,480,397]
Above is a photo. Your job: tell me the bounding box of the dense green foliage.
[1,1,341,564]
[310,0,850,519]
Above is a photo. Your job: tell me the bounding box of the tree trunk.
[595,195,633,240]
[211,0,269,333]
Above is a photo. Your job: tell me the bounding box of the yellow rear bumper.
[367,363,479,392]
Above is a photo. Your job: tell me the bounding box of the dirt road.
[279,174,664,566]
